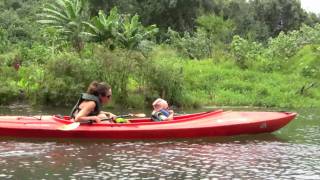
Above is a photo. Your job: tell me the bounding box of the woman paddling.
[70,81,116,123]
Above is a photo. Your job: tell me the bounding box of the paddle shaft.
[59,114,144,130]
[88,114,139,124]
[88,117,113,124]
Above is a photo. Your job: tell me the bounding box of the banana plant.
[83,7,121,43]
[116,14,158,50]
[84,7,158,50]
[37,0,87,52]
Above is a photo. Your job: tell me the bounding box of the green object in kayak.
[115,118,128,123]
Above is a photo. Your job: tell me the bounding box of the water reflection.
[0,137,320,179]
[0,106,319,179]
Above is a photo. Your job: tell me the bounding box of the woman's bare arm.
[74,101,101,123]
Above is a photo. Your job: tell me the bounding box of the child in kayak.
[70,81,116,123]
[151,98,174,121]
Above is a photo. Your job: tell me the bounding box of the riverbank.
[181,59,320,108]
[0,44,319,108]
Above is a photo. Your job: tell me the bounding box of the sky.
[301,0,320,14]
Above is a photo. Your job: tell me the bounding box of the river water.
[0,105,319,179]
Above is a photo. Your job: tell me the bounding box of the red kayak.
[0,110,296,139]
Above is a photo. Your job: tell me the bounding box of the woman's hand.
[102,111,117,120]
[93,116,101,123]
[108,113,117,120]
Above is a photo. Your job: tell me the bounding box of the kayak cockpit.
[51,110,224,126]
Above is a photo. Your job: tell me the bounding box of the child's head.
[152,98,168,111]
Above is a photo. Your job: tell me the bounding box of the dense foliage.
[0,0,320,108]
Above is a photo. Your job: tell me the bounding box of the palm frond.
[82,21,100,34]
[64,0,77,19]
[42,8,69,21]
[80,32,97,37]
[37,19,61,25]
[37,14,67,24]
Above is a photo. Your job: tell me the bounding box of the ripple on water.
[0,140,318,179]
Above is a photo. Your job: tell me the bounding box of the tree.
[0,0,44,44]
[250,0,308,37]
[206,0,320,42]
[87,0,213,38]
[37,0,88,52]
[196,14,234,43]
[85,7,158,51]
[83,7,121,49]
[116,14,158,50]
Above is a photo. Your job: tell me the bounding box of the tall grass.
[0,43,319,108]
[181,57,320,108]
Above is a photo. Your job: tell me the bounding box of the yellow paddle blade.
[58,122,80,131]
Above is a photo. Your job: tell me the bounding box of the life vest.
[70,93,101,118]
[151,109,170,121]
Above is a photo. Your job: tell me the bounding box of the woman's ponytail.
[87,81,110,97]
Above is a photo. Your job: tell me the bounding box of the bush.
[145,46,184,105]
[0,66,21,104]
[300,23,320,44]
[46,52,100,82]
[0,50,20,67]
[230,35,263,69]
[0,27,9,53]
[231,24,320,72]
[168,28,212,59]
[40,76,83,106]
[167,15,234,60]
[0,80,20,105]
[14,65,45,104]
[19,42,51,65]
[300,46,320,79]
[288,45,320,79]
[38,52,103,105]
[196,14,234,44]
[92,46,144,105]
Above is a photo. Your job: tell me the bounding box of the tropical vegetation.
[0,0,320,109]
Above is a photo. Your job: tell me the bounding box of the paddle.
[58,113,146,131]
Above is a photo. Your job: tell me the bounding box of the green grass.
[0,44,319,108]
[181,58,320,108]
